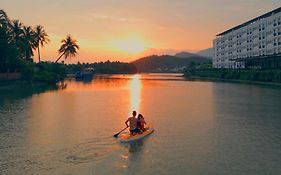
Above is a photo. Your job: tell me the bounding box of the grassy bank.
[184,68,281,83]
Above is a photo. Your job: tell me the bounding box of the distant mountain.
[132,55,211,73]
[196,48,213,58]
[174,52,199,58]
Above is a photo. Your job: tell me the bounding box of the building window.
[274,29,277,36]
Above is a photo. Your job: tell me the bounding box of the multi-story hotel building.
[213,7,281,69]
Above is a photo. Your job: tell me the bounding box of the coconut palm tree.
[34,25,49,62]
[10,20,23,44]
[0,9,10,28]
[55,35,79,63]
[22,26,36,60]
[9,20,26,58]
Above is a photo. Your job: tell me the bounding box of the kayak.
[119,124,154,143]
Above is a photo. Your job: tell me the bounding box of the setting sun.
[110,36,148,55]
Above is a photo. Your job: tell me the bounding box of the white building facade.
[213,7,281,69]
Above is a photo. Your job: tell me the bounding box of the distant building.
[213,7,281,69]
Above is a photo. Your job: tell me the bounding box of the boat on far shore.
[75,68,95,81]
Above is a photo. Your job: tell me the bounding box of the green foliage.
[19,59,35,80]
[32,71,58,83]
[93,61,137,74]
[65,61,137,74]
[184,68,281,83]
[0,27,20,72]
[0,9,64,84]
[33,62,67,83]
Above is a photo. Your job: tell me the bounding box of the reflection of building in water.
[129,75,142,113]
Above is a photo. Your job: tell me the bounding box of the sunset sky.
[1,0,281,63]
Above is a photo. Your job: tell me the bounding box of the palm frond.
[34,25,50,47]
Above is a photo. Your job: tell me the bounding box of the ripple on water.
[57,136,120,164]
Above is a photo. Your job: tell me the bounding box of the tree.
[0,10,20,72]
[55,35,79,63]
[10,20,23,44]
[22,26,36,60]
[34,25,49,62]
[0,9,10,29]
[0,27,19,72]
[9,20,26,59]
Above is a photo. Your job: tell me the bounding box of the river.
[0,74,281,175]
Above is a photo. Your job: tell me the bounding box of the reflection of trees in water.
[93,75,129,87]
[75,77,93,84]
[0,82,66,106]
[70,75,129,88]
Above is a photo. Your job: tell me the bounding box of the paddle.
[113,126,129,138]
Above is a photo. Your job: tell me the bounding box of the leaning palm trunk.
[55,53,64,63]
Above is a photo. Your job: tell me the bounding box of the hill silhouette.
[132,54,211,73]
[196,48,213,58]
[174,52,199,58]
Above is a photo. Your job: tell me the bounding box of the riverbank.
[0,80,55,90]
[184,68,281,86]
[186,75,281,87]
[0,62,67,85]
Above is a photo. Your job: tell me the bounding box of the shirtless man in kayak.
[125,111,139,135]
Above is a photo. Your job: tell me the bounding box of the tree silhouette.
[55,35,79,63]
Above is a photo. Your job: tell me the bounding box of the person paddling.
[125,111,139,135]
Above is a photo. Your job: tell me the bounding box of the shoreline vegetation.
[184,65,281,85]
[0,9,81,84]
[0,9,137,85]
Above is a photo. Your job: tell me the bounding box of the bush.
[273,71,281,82]
[33,62,67,83]
[32,71,58,83]
[19,60,35,80]
[185,68,281,83]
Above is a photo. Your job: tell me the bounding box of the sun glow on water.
[129,75,142,113]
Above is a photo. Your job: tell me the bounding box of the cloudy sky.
[1,0,281,62]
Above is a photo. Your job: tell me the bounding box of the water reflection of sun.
[129,75,142,114]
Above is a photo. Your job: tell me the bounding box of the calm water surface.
[0,74,281,175]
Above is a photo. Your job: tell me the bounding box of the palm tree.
[9,20,26,58]
[22,26,36,60]
[0,9,10,28]
[34,25,49,62]
[10,20,23,44]
[55,35,79,63]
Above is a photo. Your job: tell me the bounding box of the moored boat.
[75,67,94,80]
